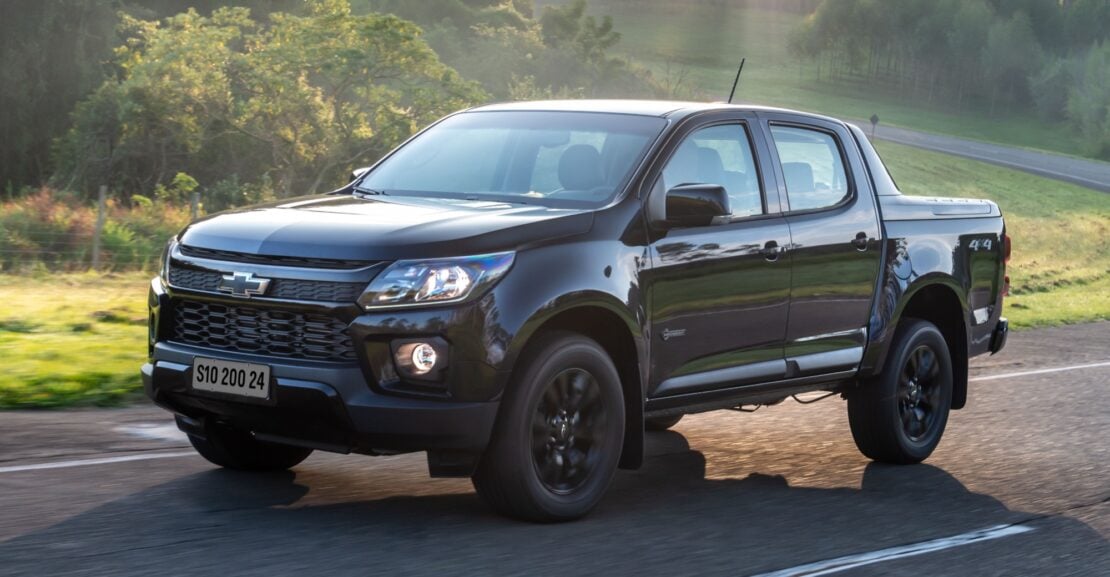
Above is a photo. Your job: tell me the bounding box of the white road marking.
[0,451,195,474]
[970,361,1110,382]
[749,524,1035,577]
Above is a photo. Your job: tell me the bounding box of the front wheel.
[183,417,313,471]
[472,332,625,522]
[847,319,953,464]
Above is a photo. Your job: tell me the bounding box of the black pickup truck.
[144,100,1009,521]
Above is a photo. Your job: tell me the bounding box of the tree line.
[1,0,661,207]
[789,0,1110,158]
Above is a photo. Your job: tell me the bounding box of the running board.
[644,370,857,416]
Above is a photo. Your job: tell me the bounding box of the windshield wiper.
[353,187,387,197]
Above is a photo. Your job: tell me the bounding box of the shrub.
[0,187,189,272]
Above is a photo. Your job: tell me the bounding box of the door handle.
[761,240,782,262]
[851,232,870,251]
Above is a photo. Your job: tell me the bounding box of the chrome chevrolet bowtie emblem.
[218,272,270,298]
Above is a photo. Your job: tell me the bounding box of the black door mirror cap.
[663,183,731,228]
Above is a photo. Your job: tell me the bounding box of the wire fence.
[0,187,197,274]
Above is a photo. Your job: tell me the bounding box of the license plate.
[192,357,271,400]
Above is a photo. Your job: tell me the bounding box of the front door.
[646,119,792,398]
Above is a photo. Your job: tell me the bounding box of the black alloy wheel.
[473,331,625,522]
[848,319,953,464]
[532,368,607,493]
[899,345,943,442]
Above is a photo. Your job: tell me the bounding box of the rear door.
[646,112,792,398]
[759,112,882,376]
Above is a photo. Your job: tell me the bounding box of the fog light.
[410,343,437,374]
[393,339,448,382]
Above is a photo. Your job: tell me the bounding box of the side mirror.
[663,183,731,228]
[350,167,370,182]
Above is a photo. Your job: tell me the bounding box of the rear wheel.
[473,332,625,522]
[184,417,313,471]
[847,319,953,464]
[645,414,683,431]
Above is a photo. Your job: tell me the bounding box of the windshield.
[357,111,667,207]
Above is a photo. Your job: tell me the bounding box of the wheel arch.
[498,295,647,470]
[891,278,970,410]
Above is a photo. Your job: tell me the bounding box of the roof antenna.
[727,57,746,104]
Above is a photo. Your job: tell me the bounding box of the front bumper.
[144,341,500,457]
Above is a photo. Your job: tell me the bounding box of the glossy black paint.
[662,183,731,227]
[144,100,1007,475]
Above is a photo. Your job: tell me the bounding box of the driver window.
[661,124,763,217]
[769,124,851,211]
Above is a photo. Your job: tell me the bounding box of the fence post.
[191,190,200,220]
[91,185,107,270]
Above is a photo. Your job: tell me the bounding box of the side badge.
[661,328,687,341]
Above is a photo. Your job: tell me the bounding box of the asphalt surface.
[0,322,1107,576]
[854,120,1110,193]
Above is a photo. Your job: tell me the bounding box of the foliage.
[1065,42,1110,159]
[53,0,485,201]
[0,0,302,196]
[367,0,661,100]
[789,0,1110,157]
[0,188,189,272]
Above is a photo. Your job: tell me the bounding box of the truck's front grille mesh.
[169,300,356,363]
[168,264,365,303]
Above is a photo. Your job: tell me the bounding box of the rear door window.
[769,125,851,211]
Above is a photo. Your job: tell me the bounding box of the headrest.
[558,145,605,191]
[782,162,814,193]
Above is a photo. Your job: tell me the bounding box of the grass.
[1,144,1106,408]
[0,272,151,409]
[588,0,1095,160]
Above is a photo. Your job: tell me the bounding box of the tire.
[847,319,953,464]
[184,417,313,471]
[645,414,683,431]
[472,332,625,522]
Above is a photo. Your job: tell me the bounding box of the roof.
[469,99,842,123]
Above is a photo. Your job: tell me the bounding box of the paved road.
[1,322,1107,576]
[853,120,1110,193]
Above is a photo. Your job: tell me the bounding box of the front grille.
[179,245,373,270]
[168,264,365,303]
[170,299,356,363]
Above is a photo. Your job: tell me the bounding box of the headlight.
[358,252,515,309]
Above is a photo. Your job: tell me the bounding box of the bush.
[0,187,190,272]
[52,1,485,203]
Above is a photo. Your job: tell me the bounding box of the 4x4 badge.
[218,272,271,298]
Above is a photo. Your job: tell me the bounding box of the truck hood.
[178,194,594,261]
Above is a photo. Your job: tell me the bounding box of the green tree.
[54,0,485,200]
[0,0,305,195]
[982,11,1043,114]
[1066,42,1110,158]
[395,0,656,100]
